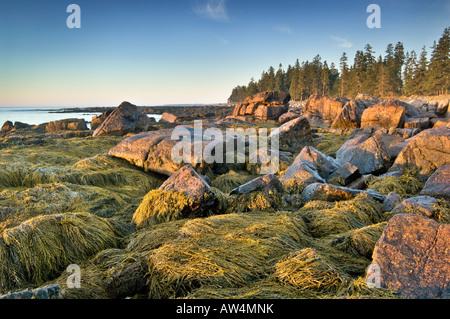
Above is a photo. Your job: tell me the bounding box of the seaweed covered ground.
[0,127,445,300]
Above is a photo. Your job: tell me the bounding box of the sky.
[0,0,449,107]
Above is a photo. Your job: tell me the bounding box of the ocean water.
[0,107,161,129]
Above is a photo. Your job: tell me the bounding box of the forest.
[229,27,449,103]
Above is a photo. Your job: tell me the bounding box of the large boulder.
[91,109,113,131]
[45,118,88,132]
[133,165,219,227]
[420,163,450,200]
[301,95,348,126]
[336,130,405,175]
[331,99,371,129]
[269,116,312,152]
[93,102,151,137]
[390,127,450,181]
[109,128,247,176]
[368,214,450,299]
[158,165,219,214]
[109,130,176,175]
[233,91,290,121]
[361,100,407,129]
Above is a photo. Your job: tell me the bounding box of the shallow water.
[0,107,161,129]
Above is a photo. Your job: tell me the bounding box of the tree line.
[229,27,449,103]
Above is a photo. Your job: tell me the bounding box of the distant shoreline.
[47,104,231,114]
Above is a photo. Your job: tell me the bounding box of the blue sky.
[0,0,449,107]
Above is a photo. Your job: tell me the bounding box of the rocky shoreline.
[0,92,449,300]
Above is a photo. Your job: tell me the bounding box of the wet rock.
[420,163,450,200]
[93,101,151,137]
[0,284,62,300]
[368,214,450,299]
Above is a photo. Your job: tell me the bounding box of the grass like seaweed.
[132,189,192,227]
[211,170,255,194]
[367,168,424,197]
[226,190,283,213]
[275,248,350,292]
[314,133,350,157]
[297,194,384,238]
[146,211,311,298]
[0,212,126,293]
[325,222,388,258]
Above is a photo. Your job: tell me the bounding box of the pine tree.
[426,27,450,95]
[403,50,418,96]
[321,61,330,95]
[414,46,429,95]
[340,52,348,97]
[247,78,259,96]
[275,64,286,92]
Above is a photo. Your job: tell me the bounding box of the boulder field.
[0,92,449,300]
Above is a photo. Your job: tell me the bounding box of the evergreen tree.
[321,61,330,95]
[403,50,418,96]
[340,52,348,97]
[414,46,429,95]
[426,27,450,95]
[247,78,259,96]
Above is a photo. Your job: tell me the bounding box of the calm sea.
[0,107,161,129]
